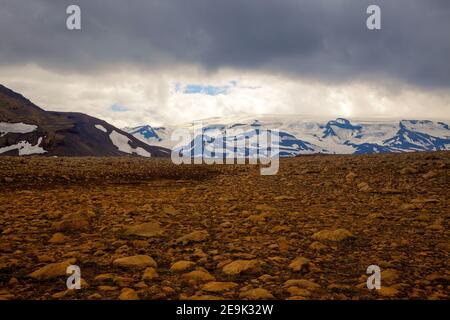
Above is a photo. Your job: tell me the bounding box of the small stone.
[187,294,224,300]
[142,267,159,280]
[175,230,209,245]
[309,241,327,251]
[49,232,66,244]
[357,182,371,192]
[52,212,91,231]
[274,195,296,201]
[182,269,215,282]
[284,279,320,291]
[52,290,71,299]
[311,229,353,242]
[119,288,139,300]
[124,222,164,237]
[382,269,400,285]
[286,286,311,297]
[170,260,196,272]
[88,293,102,299]
[377,286,399,298]
[162,205,178,215]
[29,258,76,280]
[288,257,310,272]
[201,282,238,293]
[345,172,357,182]
[98,285,118,291]
[400,166,417,175]
[422,170,437,179]
[239,288,274,299]
[0,292,14,300]
[113,255,157,269]
[222,260,261,275]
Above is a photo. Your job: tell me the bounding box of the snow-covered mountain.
[125,115,450,157]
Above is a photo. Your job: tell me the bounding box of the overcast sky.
[0,0,449,126]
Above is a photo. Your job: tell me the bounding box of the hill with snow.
[125,115,450,157]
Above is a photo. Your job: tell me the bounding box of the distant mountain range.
[1,84,449,158]
[125,115,450,157]
[0,85,169,157]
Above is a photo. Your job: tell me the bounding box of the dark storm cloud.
[1,0,449,88]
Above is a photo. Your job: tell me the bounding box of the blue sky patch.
[176,81,238,96]
[111,103,130,112]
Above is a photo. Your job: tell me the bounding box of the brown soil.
[0,152,448,300]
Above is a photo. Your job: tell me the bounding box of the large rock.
[311,229,353,242]
[119,288,139,300]
[222,260,261,275]
[175,230,209,245]
[288,257,310,272]
[201,282,238,293]
[284,279,320,290]
[52,218,89,232]
[124,222,164,237]
[169,260,196,272]
[29,258,76,280]
[239,288,274,299]
[142,267,159,280]
[113,255,157,269]
[48,232,67,244]
[182,269,215,282]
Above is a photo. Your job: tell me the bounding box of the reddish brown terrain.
[0,152,448,300]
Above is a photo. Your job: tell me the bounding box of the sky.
[0,0,449,127]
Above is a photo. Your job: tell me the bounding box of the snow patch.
[95,124,107,133]
[109,130,151,157]
[0,137,47,155]
[0,122,37,136]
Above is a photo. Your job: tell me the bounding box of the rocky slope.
[0,152,448,300]
[0,84,169,157]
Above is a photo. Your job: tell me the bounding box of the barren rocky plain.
[0,152,448,300]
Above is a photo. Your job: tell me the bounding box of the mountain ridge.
[0,84,170,157]
[125,115,450,156]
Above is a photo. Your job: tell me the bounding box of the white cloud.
[0,64,449,129]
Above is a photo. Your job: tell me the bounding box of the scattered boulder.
[288,257,310,272]
[182,269,215,282]
[357,182,371,192]
[422,170,437,179]
[175,230,209,245]
[239,288,274,299]
[119,288,139,300]
[170,260,196,272]
[52,213,90,232]
[286,287,311,297]
[142,267,159,280]
[29,258,76,280]
[113,255,157,269]
[345,172,357,182]
[201,281,238,293]
[309,241,327,251]
[48,232,66,244]
[284,279,320,291]
[222,260,261,275]
[311,229,353,242]
[377,286,399,298]
[124,222,164,237]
